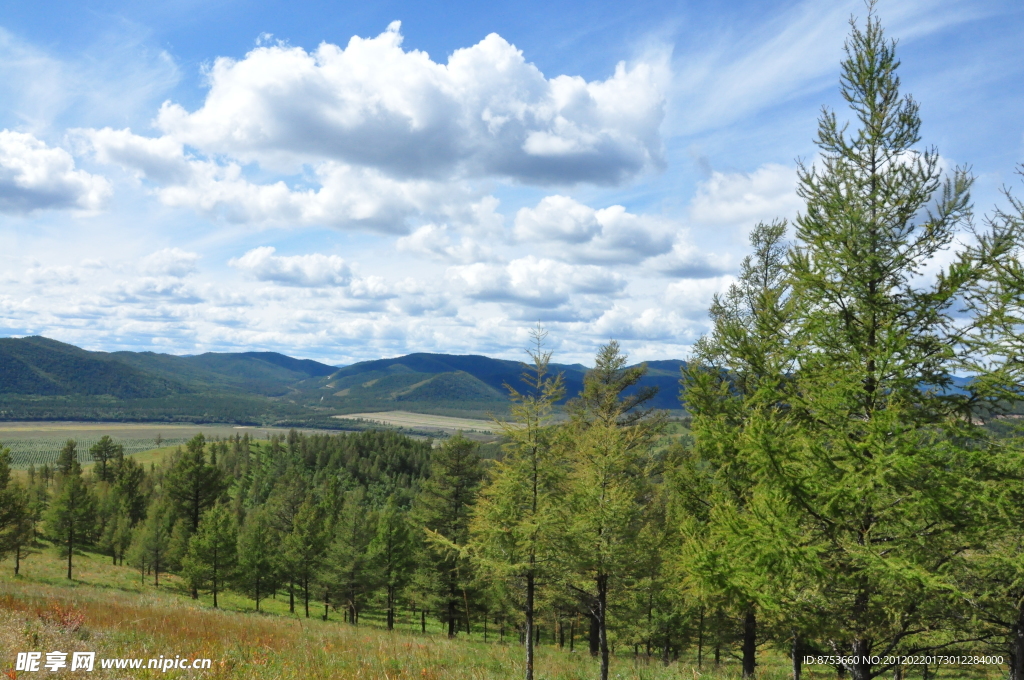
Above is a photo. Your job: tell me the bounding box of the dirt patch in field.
[334,410,506,435]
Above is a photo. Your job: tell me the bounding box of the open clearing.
[0,546,818,680]
[0,421,342,468]
[335,410,503,434]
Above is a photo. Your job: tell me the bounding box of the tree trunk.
[742,606,756,678]
[589,610,600,657]
[15,544,21,576]
[421,608,426,634]
[792,631,802,680]
[448,596,457,638]
[525,571,535,680]
[849,639,871,680]
[67,527,73,580]
[323,587,330,621]
[289,581,295,614]
[304,575,310,618]
[598,574,610,680]
[697,607,704,669]
[387,585,395,631]
[1010,602,1024,680]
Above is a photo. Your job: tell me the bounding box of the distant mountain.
[318,352,686,412]
[0,336,687,424]
[0,336,181,398]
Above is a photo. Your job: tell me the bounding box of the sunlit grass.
[1,547,1006,679]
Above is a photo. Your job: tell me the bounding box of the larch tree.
[134,499,172,586]
[285,493,328,618]
[470,327,567,680]
[182,503,237,608]
[676,219,798,678]
[415,432,484,638]
[55,439,77,477]
[1,446,34,574]
[327,487,377,625]
[89,435,123,483]
[956,168,1024,680]
[236,506,279,612]
[45,454,96,580]
[777,6,985,679]
[562,341,662,680]
[370,495,415,630]
[165,434,226,534]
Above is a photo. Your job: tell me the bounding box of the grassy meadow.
[0,422,345,470]
[0,545,1006,680]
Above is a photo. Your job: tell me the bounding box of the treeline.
[5,11,1024,680]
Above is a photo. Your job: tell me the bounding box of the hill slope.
[0,336,687,422]
[315,353,685,412]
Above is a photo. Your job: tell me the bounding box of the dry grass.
[1,548,1007,680]
[335,411,503,435]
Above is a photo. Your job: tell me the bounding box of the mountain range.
[0,336,686,426]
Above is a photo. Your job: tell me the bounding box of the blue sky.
[1,0,1022,365]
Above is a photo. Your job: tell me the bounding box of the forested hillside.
[0,337,687,422]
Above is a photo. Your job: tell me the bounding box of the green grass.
[1,546,1008,679]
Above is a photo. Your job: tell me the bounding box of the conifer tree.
[327,488,377,624]
[470,327,566,680]
[165,434,226,533]
[237,507,279,612]
[676,220,796,678]
[1,446,34,574]
[182,503,237,608]
[133,499,171,586]
[956,169,1024,679]
[111,454,148,526]
[45,457,96,580]
[562,341,662,680]
[55,439,77,477]
[415,433,483,638]
[89,435,122,483]
[773,6,982,679]
[370,496,415,630]
[284,493,328,618]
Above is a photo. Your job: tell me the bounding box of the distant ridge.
[0,336,687,424]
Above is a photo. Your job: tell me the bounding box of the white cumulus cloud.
[449,255,625,308]
[0,130,111,213]
[689,163,801,229]
[141,248,200,277]
[514,195,675,264]
[229,246,353,287]
[153,22,665,185]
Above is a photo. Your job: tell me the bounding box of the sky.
[0,0,1022,366]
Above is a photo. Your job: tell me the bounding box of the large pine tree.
[470,327,566,680]
[415,433,483,638]
[562,341,661,680]
[45,456,96,580]
[677,219,796,679]
[777,6,983,679]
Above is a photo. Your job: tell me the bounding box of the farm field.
[0,421,342,468]
[336,410,504,436]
